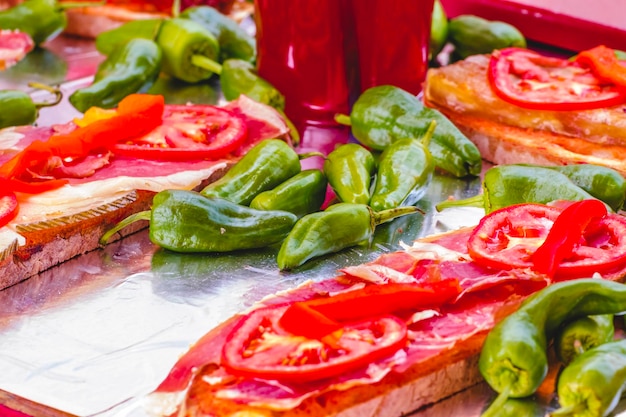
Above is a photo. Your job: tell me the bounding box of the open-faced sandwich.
[0,93,291,290]
[424,45,626,176]
[144,198,626,416]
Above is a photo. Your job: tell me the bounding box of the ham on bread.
[59,0,252,39]
[144,202,626,417]
[0,95,291,290]
[423,51,626,176]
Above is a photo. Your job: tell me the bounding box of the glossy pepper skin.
[69,39,162,113]
[543,164,626,211]
[479,279,626,399]
[323,143,376,205]
[201,139,301,206]
[336,85,482,178]
[95,19,164,56]
[0,83,62,128]
[0,0,66,45]
[220,59,285,109]
[249,169,327,218]
[105,189,298,253]
[277,203,421,270]
[150,190,297,252]
[554,314,614,365]
[369,121,436,211]
[554,339,626,417]
[156,18,220,83]
[437,164,609,213]
[180,5,256,63]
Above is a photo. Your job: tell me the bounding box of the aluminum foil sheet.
[0,171,492,417]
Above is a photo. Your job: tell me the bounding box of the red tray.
[440,0,626,53]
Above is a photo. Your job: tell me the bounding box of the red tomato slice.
[467,203,626,279]
[488,48,626,111]
[0,29,34,71]
[222,304,407,382]
[111,105,248,161]
[0,191,18,228]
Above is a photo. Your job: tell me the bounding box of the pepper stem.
[372,206,424,227]
[298,151,326,159]
[56,1,106,11]
[435,194,485,211]
[550,403,587,416]
[99,210,151,246]
[334,113,352,126]
[191,54,223,75]
[480,389,510,417]
[28,82,63,109]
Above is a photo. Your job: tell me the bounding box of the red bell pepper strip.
[576,45,626,90]
[279,279,461,340]
[0,94,165,182]
[532,199,608,278]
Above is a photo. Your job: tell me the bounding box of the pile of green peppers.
[323,120,436,212]
[70,7,277,113]
[74,6,301,141]
[335,85,482,178]
[100,137,426,269]
[436,163,626,213]
[478,279,626,417]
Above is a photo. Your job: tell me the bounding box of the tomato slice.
[488,48,626,111]
[0,191,18,228]
[467,203,626,279]
[222,304,407,382]
[111,105,248,161]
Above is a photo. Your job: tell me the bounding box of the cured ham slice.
[0,96,291,290]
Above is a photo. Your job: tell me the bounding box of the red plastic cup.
[351,0,435,95]
[254,0,355,127]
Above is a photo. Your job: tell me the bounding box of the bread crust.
[424,100,626,177]
[0,166,228,290]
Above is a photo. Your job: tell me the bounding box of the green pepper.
[95,19,164,56]
[479,279,626,407]
[436,164,613,213]
[323,143,376,205]
[486,397,544,417]
[448,15,526,60]
[69,38,162,113]
[335,85,482,178]
[249,169,327,218]
[219,59,285,109]
[100,189,297,252]
[0,82,62,129]
[554,314,615,366]
[552,339,626,417]
[369,120,436,211]
[156,17,220,83]
[277,203,422,270]
[543,164,626,211]
[201,139,301,206]
[0,0,94,45]
[429,0,448,62]
[180,5,256,63]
